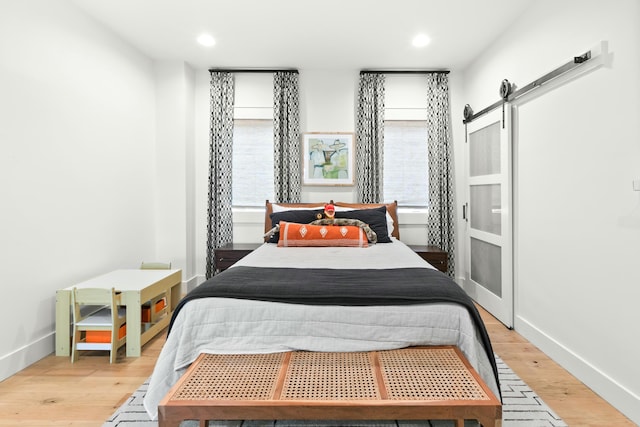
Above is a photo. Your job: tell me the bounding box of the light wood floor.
[478,307,635,426]
[0,307,634,426]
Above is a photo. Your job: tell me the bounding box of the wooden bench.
[158,346,501,427]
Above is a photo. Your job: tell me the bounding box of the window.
[383,120,429,207]
[383,75,430,208]
[231,119,274,206]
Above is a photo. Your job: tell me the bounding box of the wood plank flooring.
[0,306,634,426]
[478,307,635,426]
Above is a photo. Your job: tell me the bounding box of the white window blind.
[232,119,274,206]
[383,120,429,207]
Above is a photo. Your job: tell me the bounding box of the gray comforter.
[168,265,499,391]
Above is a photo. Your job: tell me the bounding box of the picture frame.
[302,132,355,186]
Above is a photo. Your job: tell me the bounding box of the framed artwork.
[302,132,355,186]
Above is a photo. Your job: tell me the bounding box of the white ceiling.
[71,0,534,71]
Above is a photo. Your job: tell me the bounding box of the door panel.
[469,121,501,176]
[465,108,513,327]
[470,237,502,297]
[470,184,502,235]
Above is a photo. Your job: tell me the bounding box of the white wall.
[458,0,640,422]
[154,61,197,292]
[194,70,211,279]
[299,69,360,204]
[0,0,157,380]
[192,69,433,268]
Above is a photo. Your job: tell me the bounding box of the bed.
[144,201,501,424]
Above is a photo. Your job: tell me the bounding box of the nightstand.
[214,243,262,273]
[408,245,448,273]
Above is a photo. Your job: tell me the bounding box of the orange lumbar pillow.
[277,221,368,247]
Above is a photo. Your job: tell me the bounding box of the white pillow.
[271,204,324,213]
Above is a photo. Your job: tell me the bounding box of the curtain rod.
[208,68,298,74]
[208,68,447,75]
[360,69,450,75]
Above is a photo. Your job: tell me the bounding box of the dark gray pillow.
[268,209,324,243]
[335,206,391,243]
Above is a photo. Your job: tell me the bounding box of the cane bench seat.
[158,346,501,427]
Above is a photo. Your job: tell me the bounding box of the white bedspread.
[231,239,434,270]
[144,241,499,420]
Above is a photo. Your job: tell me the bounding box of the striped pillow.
[277,221,368,248]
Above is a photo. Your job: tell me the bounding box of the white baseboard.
[0,332,55,382]
[515,314,640,425]
[184,275,204,293]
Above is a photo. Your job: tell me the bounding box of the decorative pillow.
[277,221,369,247]
[334,202,398,239]
[334,206,391,243]
[311,218,378,243]
[267,209,324,243]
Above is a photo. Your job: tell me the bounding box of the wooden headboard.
[264,200,400,240]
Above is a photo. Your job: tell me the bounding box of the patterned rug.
[104,356,567,427]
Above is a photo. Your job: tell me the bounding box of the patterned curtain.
[273,71,301,203]
[426,73,455,276]
[355,73,385,203]
[206,72,235,279]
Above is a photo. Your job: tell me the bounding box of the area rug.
[103,355,567,427]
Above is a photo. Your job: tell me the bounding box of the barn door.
[464,107,513,327]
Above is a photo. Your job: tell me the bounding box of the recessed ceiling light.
[197,33,216,47]
[412,34,431,48]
